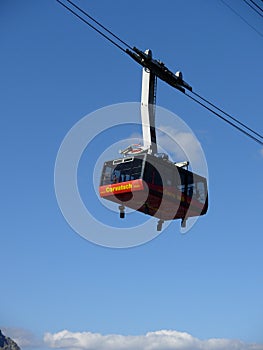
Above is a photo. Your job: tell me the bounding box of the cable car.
[99,50,208,230]
[99,153,208,230]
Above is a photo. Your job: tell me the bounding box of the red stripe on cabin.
[99,179,144,197]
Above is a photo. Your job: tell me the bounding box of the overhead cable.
[219,0,263,37]
[56,0,263,146]
[185,93,263,146]
[191,91,263,140]
[247,0,263,12]
[242,0,263,18]
[56,0,127,53]
[63,0,134,50]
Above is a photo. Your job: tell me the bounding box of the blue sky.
[1,1,263,349]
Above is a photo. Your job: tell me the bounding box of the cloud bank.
[44,329,263,350]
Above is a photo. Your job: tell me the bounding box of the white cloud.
[157,126,203,163]
[43,329,263,350]
[128,128,202,164]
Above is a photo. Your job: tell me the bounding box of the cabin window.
[163,167,174,186]
[175,169,207,203]
[100,158,143,185]
[153,170,162,186]
[143,161,162,187]
[101,166,113,185]
[143,162,154,184]
[196,181,206,203]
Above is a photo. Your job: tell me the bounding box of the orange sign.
[99,179,144,197]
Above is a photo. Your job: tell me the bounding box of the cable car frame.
[99,50,208,231]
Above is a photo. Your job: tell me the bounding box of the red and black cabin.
[99,154,208,222]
